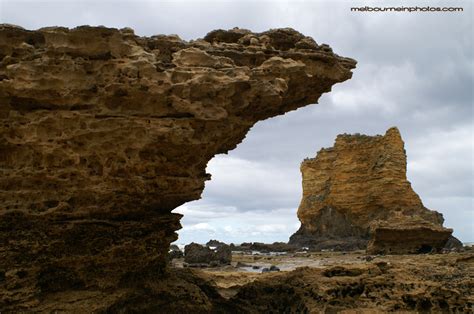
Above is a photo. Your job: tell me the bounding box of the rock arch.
[0,25,355,310]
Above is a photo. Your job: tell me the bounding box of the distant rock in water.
[289,127,456,254]
[233,242,298,253]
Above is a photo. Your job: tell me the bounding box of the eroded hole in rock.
[417,245,433,254]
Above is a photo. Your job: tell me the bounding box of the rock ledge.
[0,25,355,310]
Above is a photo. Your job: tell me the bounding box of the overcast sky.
[1,0,472,244]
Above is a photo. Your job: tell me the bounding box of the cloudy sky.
[1,0,472,244]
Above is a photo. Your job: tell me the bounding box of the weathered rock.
[206,239,227,248]
[225,254,473,312]
[168,244,184,260]
[0,24,355,310]
[289,127,453,254]
[214,245,232,265]
[170,244,181,251]
[367,220,453,254]
[185,243,215,265]
[444,235,463,251]
[235,262,252,268]
[184,242,231,266]
[233,242,298,252]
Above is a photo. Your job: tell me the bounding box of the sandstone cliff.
[289,127,454,254]
[0,25,355,310]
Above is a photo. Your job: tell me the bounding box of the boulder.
[206,239,227,248]
[233,242,297,253]
[168,244,184,260]
[269,265,280,271]
[184,242,231,266]
[214,244,232,265]
[184,243,215,265]
[443,235,463,251]
[261,265,280,273]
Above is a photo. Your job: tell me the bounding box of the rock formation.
[444,235,464,251]
[168,244,184,260]
[206,239,227,248]
[225,253,473,312]
[184,243,232,266]
[233,242,298,253]
[0,24,355,310]
[289,127,455,254]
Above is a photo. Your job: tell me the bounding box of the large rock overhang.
[0,25,355,310]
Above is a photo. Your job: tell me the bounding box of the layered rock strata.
[289,127,454,254]
[0,25,355,310]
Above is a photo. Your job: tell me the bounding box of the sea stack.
[289,127,457,254]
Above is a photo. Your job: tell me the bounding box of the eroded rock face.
[225,254,473,312]
[206,239,227,248]
[289,127,454,254]
[0,25,355,310]
[168,244,184,260]
[233,242,298,253]
[184,243,231,266]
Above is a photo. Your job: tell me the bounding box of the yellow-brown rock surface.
[289,127,454,254]
[0,25,355,310]
[221,252,474,312]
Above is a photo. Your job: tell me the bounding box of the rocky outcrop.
[0,24,355,310]
[225,253,474,312]
[289,128,455,254]
[206,239,227,248]
[444,235,464,251]
[168,244,184,260]
[367,220,453,254]
[184,243,232,266]
[233,242,298,253]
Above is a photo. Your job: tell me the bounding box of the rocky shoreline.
[168,250,474,312]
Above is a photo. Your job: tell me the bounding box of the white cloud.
[407,124,473,198]
[175,205,300,244]
[256,224,288,233]
[183,223,216,233]
[330,62,421,114]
